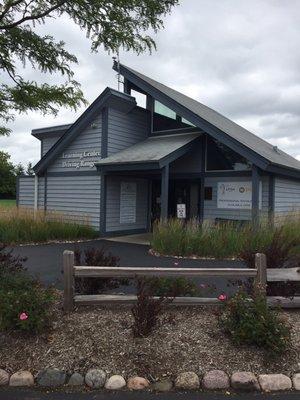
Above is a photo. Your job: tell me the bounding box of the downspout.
[34,174,38,216]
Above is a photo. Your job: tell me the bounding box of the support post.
[268,174,275,226]
[34,174,38,218]
[251,165,260,227]
[63,250,75,313]
[146,95,154,134]
[161,164,169,221]
[254,253,267,296]
[123,78,131,95]
[199,134,206,223]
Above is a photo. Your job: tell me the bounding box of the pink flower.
[218,294,227,302]
[19,312,28,321]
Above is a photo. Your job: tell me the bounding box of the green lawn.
[0,199,16,208]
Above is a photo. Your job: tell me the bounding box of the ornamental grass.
[151,214,300,261]
[0,206,97,244]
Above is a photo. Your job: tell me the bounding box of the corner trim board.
[101,107,108,158]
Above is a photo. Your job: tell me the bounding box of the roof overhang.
[33,87,137,175]
[115,63,300,180]
[96,132,201,172]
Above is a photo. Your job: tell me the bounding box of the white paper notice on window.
[120,182,137,224]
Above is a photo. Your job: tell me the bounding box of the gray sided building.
[17,63,300,234]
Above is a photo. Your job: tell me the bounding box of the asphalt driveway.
[11,239,245,295]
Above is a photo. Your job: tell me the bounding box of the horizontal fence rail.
[63,250,300,312]
[74,266,259,278]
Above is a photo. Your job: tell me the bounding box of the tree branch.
[0,0,67,30]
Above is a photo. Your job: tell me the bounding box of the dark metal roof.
[117,63,300,176]
[32,124,72,139]
[96,132,201,169]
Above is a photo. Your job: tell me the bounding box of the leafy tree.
[0,151,16,197]
[0,0,179,135]
[25,162,34,175]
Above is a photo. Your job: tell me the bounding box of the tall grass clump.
[151,215,300,261]
[0,207,97,244]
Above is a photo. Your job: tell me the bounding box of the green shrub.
[220,290,291,357]
[74,247,129,294]
[150,277,200,297]
[0,273,55,333]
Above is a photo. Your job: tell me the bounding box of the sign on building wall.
[120,182,137,224]
[61,151,101,169]
[177,204,186,219]
[217,181,262,210]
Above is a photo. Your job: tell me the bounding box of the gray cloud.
[1,0,300,165]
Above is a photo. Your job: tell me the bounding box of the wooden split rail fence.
[63,250,300,312]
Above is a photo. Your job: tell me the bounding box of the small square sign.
[177,203,186,219]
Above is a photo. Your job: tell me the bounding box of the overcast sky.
[1,0,300,166]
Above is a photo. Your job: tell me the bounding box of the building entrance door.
[168,180,191,219]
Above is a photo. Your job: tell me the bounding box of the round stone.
[175,372,200,390]
[293,373,300,390]
[85,369,106,389]
[68,372,84,386]
[36,368,66,387]
[152,379,173,392]
[231,372,260,391]
[0,369,9,386]
[105,375,126,390]
[202,370,230,390]
[127,376,150,390]
[9,371,34,387]
[259,374,292,392]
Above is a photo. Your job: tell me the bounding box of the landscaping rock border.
[0,368,299,392]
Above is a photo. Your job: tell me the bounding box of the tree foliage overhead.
[0,150,29,197]
[0,0,179,135]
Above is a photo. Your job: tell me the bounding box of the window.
[182,118,195,127]
[206,137,251,171]
[154,101,176,119]
[204,186,213,200]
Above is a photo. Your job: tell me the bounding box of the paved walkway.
[11,239,244,293]
[0,388,298,400]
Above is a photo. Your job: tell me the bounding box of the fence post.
[63,250,75,313]
[254,253,267,296]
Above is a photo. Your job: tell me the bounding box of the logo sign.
[217,181,262,210]
[177,203,186,219]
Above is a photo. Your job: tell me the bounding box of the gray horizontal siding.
[38,177,45,209]
[18,177,35,208]
[106,177,148,232]
[41,135,61,156]
[275,177,300,214]
[48,115,102,173]
[46,175,101,229]
[107,108,149,155]
[204,176,269,221]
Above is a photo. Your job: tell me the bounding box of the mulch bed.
[0,296,299,379]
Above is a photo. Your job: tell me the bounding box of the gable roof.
[96,132,200,171]
[116,63,300,178]
[33,87,137,174]
[32,124,72,139]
